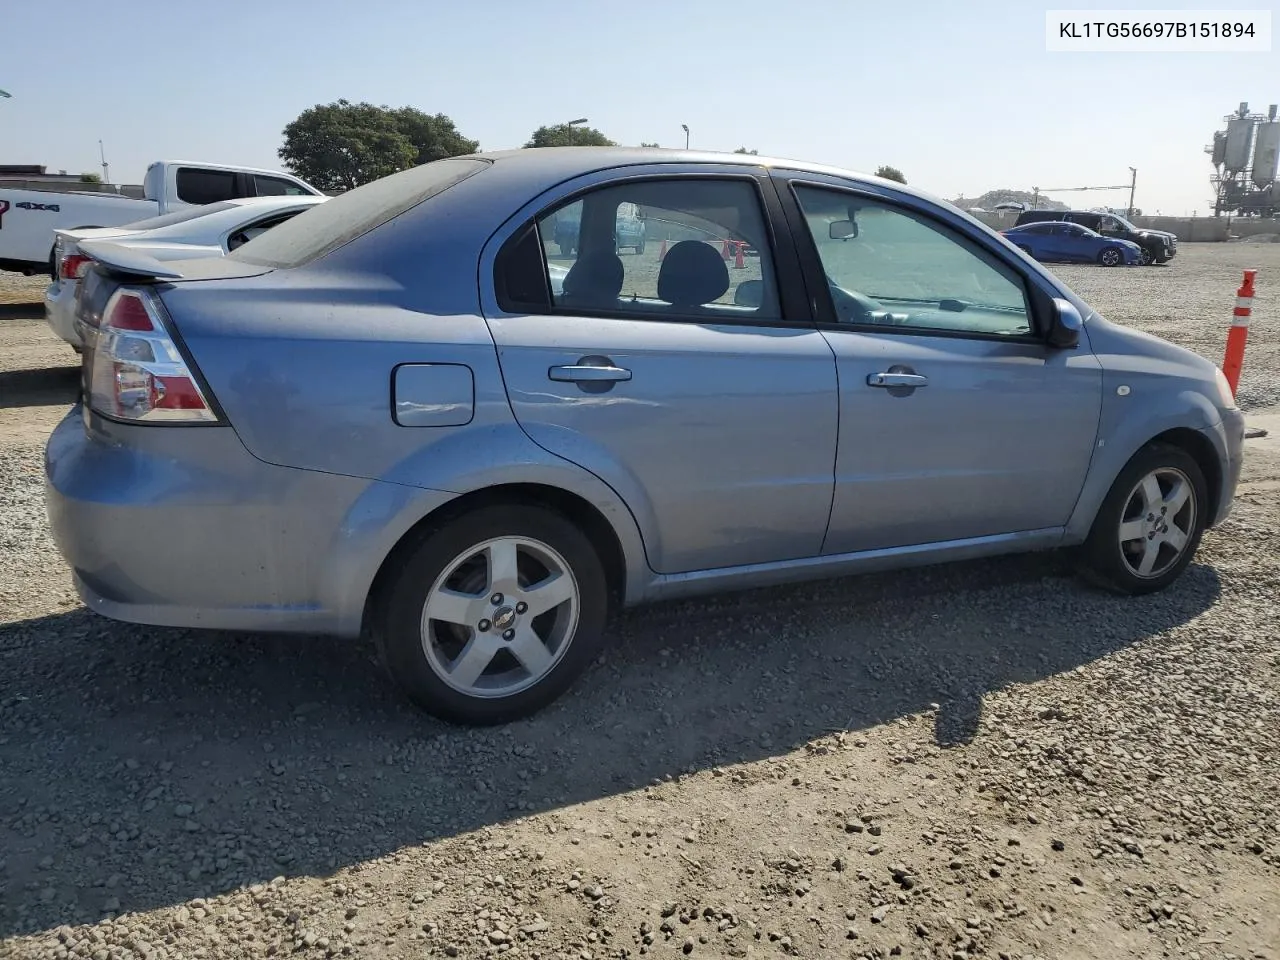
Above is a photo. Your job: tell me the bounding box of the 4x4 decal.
[0,198,61,230]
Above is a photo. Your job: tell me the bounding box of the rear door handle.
[867,372,928,388]
[549,364,632,383]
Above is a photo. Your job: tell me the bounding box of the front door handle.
[867,372,928,388]
[549,363,632,383]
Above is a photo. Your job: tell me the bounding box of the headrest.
[656,241,730,307]
[562,252,624,302]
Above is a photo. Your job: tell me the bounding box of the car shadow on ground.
[0,304,44,321]
[0,367,79,409]
[0,552,1222,935]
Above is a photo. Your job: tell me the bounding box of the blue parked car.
[1002,221,1143,266]
[47,148,1245,725]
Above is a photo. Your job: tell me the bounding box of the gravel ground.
[1,246,1278,960]
[0,274,48,307]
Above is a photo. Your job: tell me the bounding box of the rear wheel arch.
[361,483,628,637]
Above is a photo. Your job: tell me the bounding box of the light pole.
[557,118,588,145]
[1126,167,1137,219]
[681,124,689,149]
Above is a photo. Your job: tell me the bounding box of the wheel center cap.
[492,606,516,631]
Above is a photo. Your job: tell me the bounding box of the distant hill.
[951,189,1068,212]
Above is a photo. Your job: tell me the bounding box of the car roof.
[153,160,314,179]
[443,147,955,208]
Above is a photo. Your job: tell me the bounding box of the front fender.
[1065,385,1223,541]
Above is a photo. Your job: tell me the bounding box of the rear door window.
[254,175,313,197]
[175,168,240,205]
[533,178,781,321]
[227,212,301,251]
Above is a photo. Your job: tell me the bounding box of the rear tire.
[376,504,608,725]
[636,239,646,254]
[1076,443,1207,595]
[1097,246,1123,267]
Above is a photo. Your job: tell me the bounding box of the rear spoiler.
[77,240,185,280]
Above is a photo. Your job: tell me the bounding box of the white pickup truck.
[0,159,321,275]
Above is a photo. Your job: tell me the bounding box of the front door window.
[792,184,1034,337]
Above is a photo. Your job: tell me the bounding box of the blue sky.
[2,0,1275,214]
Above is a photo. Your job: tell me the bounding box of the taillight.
[85,287,219,423]
[59,253,93,281]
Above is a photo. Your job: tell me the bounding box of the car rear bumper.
[44,406,455,637]
[44,281,83,349]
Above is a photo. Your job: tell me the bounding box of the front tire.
[1077,443,1207,595]
[1139,247,1155,266]
[376,504,608,725]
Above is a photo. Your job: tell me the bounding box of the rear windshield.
[228,158,489,269]
[120,201,241,231]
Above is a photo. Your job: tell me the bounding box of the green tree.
[78,172,102,183]
[875,165,907,184]
[733,147,758,155]
[524,124,615,148]
[279,100,478,193]
[640,141,661,148]
[386,106,479,165]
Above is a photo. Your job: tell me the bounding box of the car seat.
[656,241,729,312]
[559,251,625,312]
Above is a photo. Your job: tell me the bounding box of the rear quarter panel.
[158,172,653,595]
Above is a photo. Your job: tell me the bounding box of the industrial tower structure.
[1206,102,1280,217]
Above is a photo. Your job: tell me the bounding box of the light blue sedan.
[46,148,1246,724]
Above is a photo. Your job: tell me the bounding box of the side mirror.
[829,219,859,240]
[1047,298,1083,349]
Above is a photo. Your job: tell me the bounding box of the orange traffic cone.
[721,239,731,260]
[659,239,668,261]
[1221,268,1257,396]
[734,242,746,269]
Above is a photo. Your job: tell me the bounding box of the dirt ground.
[1,247,1278,960]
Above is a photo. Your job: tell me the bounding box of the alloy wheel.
[1117,467,1196,579]
[420,536,580,697]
